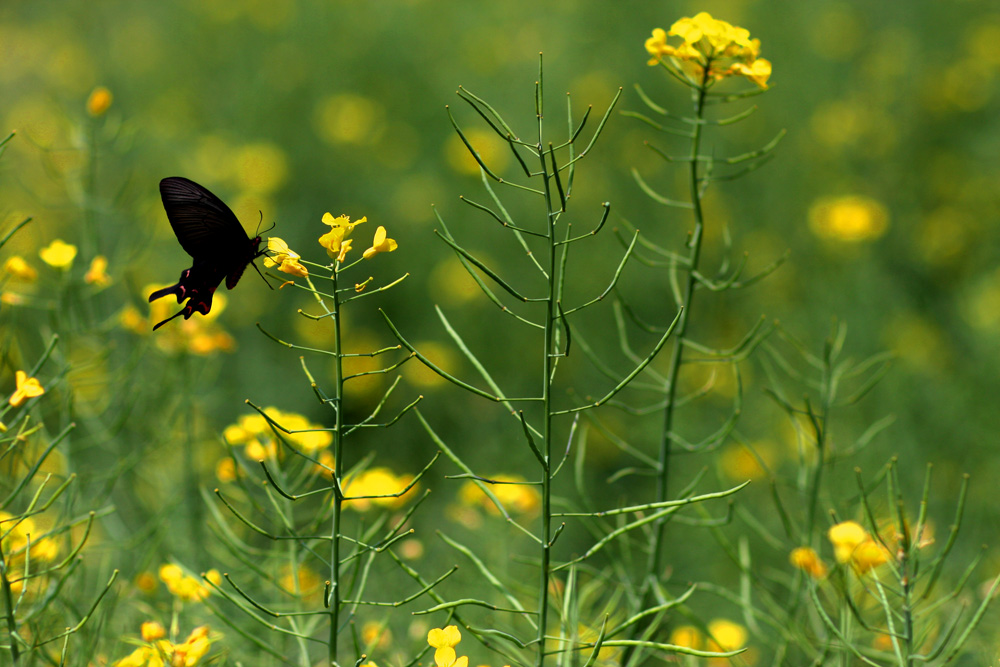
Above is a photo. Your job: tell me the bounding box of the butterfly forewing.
[159,177,250,261]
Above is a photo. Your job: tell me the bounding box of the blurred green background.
[3,0,1000,658]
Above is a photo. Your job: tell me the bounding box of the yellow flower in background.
[809,195,889,243]
[828,520,890,574]
[140,621,166,642]
[669,625,703,650]
[113,625,212,667]
[363,225,398,259]
[263,237,309,277]
[459,474,540,515]
[3,256,37,281]
[84,255,111,286]
[706,618,751,664]
[159,564,221,602]
[343,467,417,511]
[9,370,44,407]
[39,239,77,269]
[222,407,332,459]
[645,12,771,89]
[789,546,828,579]
[319,213,366,259]
[428,626,467,667]
[87,86,113,116]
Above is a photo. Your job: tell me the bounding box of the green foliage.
[2,2,1000,666]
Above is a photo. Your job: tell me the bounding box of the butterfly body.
[150,177,265,330]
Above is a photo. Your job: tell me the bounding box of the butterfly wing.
[159,177,251,261]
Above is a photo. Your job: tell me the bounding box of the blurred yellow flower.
[3,256,37,281]
[444,128,509,176]
[235,142,288,193]
[263,237,308,277]
[87,86,113,116]
[39,239,78,269]
[319,213,366,259]
[135,571,158,594]
[314,93,385,146]
[343,467,417,512]
[113,625,212,667]
[669,625,703,649]
[279,563,323,600]
[707,618,751,664]
[428,626,467,667]
[789,546,828,579]
[828,520,890,574]
[362,621,392,650]
[809,195,889,243]
[363,225,398,259]
[459,474,540,515]
[140,621,166,642]
[223,407,332,459]
[84,255,111,286]
[718,441,778,481]
[9,370,44,407]
[215,457,240,483]
[645,13,771,89]
[0,512,59,595]
[159,564,221,602]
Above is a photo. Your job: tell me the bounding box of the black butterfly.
[149,177,267,330]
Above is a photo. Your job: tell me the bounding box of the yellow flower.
[363,226,398,259]
[3,256,37,281]
[706,618,751,664]
[789,546,828,579]
[263,237,309,277]
[135,571,158,594]
[9,370,44,407]
[39,239,78,269]
[669,625,703,649]
[809,195,889,243]
[645,13,771,89]
[159,564,221,602]
[141,621,166,641]
[428,626,468,667]
[344,467,417,512]
[319,213,366,259]
[87,86,113,116]
[459,474,540,515]
[84,255,111,286]
[828,521,890,574]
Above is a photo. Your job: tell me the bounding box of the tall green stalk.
[647,65,711,591]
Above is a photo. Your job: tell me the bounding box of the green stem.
[647,66,711,588]
[303,267,345,667]
[535,74,556,667]
[0,539,21,666]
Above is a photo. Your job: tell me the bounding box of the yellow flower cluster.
[113,624,212,667]
[120,288,235,355]
[670,619,749,658]
[223,407,333,459]
[343,467,417,512]
[828,521,890,574]
[458,474,540,516]
[158,563,222,602]
[0,512,60,595]
[318,213,397,262]
[645,12,771,89]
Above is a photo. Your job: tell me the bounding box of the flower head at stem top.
[319,213,366,260]
[645,12,771,89]
[263,237,309,277]
[427,626,468,667]
[9,370,44,407]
